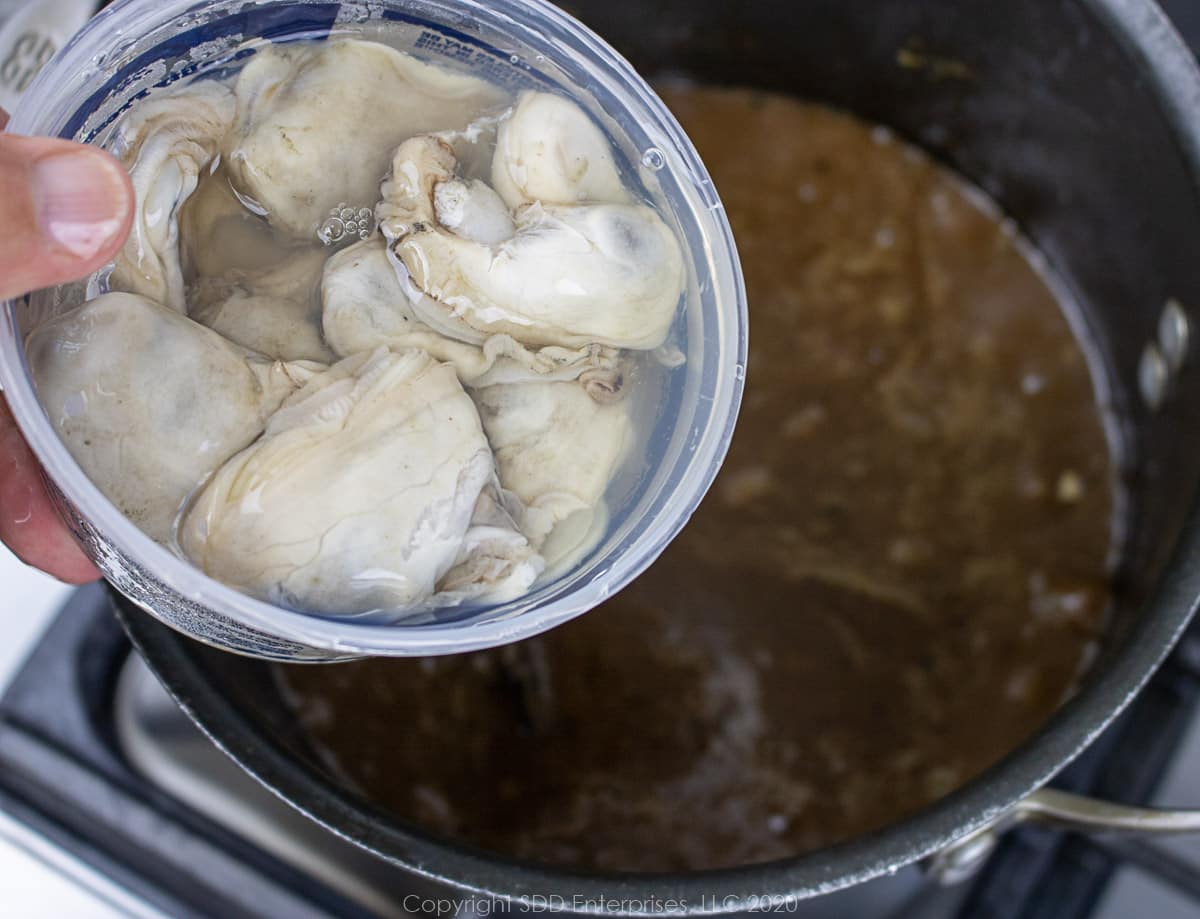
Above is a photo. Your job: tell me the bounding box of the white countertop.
[0,545,74,695]
[0,545,147,918]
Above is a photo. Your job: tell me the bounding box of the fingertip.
[32,144,135,266]
[0,135,134,300]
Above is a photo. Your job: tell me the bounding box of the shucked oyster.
[180,347,541,615]
[191,246,335,363]
[181,166,334,363]
[321,237,621,389]
[223,39,507,239]
[474,380,631,550]
[491,91,632,209]
[109,81,236,313]
[27,293,318,543]
[377,132,684,350]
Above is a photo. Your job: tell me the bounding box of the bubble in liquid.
[318,217,345,245]
[641,147,666,171]
[320,203,375,246]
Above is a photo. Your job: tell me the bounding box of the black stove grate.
[0,585,375,919]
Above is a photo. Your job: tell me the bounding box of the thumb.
[0,129,134,302]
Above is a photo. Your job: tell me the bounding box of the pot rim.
[122,0,1200,911]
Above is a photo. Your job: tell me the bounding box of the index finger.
[0,395,100,584]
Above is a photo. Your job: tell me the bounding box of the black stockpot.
[119,0,1200,911]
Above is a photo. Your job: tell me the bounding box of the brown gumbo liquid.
[276,88,1117,872]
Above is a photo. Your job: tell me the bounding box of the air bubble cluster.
[318,203,375,245]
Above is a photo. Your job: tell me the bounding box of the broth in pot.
[276,87,1118,872]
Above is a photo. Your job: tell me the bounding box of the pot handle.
[925,788,1200,885]
[1017,788,1200,834]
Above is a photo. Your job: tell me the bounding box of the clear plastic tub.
[0,0,746,660]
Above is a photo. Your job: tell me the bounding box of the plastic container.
[0,0,746,660]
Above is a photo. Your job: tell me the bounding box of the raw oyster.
[26,292,318,542]
[223,39,506,238]
[377,135,684,350]
[491,91,631,208]
[179,347,541,614]
[321,237,620,388]
[109,81,236,312]
[474,380,631,548]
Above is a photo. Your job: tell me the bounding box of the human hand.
[0,107,134,582]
